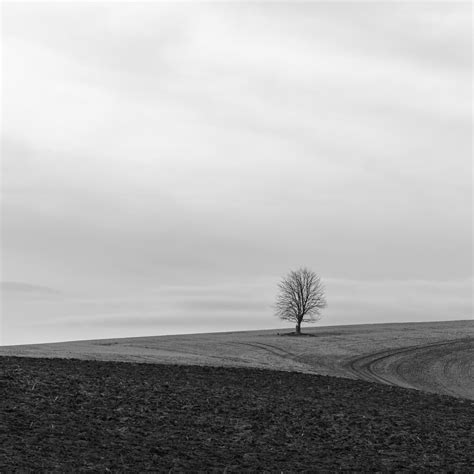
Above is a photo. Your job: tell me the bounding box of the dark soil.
[1,356,473,472]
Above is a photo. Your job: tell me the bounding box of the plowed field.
[1,356,473,471]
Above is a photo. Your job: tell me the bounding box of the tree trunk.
[295,322,301,335]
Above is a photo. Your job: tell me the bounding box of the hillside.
[1,320,472,399]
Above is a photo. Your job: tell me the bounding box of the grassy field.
[1,320,472,399]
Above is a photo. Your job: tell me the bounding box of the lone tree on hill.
[275,268,327,335]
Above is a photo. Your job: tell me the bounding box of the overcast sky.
[1,2,472,345]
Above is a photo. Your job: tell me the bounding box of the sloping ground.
[1,356,473,472]
[344,338,474,399]
[1,320,472,399]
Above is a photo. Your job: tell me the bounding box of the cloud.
[1,282,62,296]
[1,3,471,343]
[324,277,473,324]
[178,299,269,312]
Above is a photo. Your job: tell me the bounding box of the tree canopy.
[275,268,327,334]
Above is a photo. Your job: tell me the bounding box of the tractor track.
[230,341,295,358]
[227,341,316,372]
[344,337,474,399]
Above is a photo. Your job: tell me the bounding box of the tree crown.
[275,267,327,324]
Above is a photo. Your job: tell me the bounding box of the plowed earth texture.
[1,356,473,472]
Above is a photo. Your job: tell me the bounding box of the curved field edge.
[1,320,472,399]
[1,356,473,472]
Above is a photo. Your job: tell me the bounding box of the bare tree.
[275,268,327,335]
